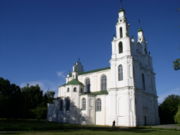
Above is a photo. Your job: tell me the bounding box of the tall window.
[120,27,123,38]
[82,98,86,110]
[85,78,91,93]
[142,73,146,90]
[101,75,107,90]
[65,98,70,111]
[96,98,101,111]
[59,99,63,111]
[118,65,123,81]
[73,87,77,92]
[80,88,83,93]
[119,42,123,54]
[67,88,70,92]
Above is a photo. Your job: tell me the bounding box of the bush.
[159,95,180,124]
[175,105,180,124]
[31,106,47,120]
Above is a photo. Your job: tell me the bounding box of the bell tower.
[110,9,133,88]
[108,9,136,127]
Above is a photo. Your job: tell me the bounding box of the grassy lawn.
[0,119,179,135]
[2,129,180,135]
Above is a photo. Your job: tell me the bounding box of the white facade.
[47,9,159,127]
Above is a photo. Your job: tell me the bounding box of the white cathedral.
[47,9,159,127]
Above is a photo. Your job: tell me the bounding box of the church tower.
[110,9,133,87]
[109,9,136,126]
[108,9,159,126]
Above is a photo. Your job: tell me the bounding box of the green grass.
[0,119,179,135]
[1,129,180,135]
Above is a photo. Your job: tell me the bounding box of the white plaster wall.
[106,90,117,126]
[95,95,106,125]
[135,91,159,126]
[78,69,110,92]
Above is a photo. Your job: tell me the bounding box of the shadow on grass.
[0,131,19,134]
[0,119,156,133]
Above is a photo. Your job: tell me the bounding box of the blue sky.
[0,0,179,103]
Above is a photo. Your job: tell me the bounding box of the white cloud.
[20,80,64,97]
[56,71,65,78]
[158,88,180,104]
[19,71,66,98]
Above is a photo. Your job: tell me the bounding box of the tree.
[21,85,55,119]
[0,77,23,118]
[159,95,180,124]
[0,77,55,119]
[175,105,180,124]
[21,84,44,118]
[31,90,55,119]
[174,59,180,70]
[44,91,55,103]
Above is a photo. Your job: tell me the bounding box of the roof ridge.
[79,67,110,75]
[64,79,83,86]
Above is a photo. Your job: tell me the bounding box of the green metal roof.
[138,28,143,32]
[119,8,125,13]
[81,90,108,96]
[79,67,110,75]
[63,79,83,86]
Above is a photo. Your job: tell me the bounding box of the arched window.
[82,98,86,110]
[85,78,91,93]
[101,75,107,90]
[96,98,101,111]
[80,88,83,93]
[144,48,147,54]
[73,87,77,92]
[118,65,123,81]
[59,99,63,111]
[120,27,123,38]
[67,88,70,92]
[65,98,70,111]
[119,42,123,54]
[142,73,145,90]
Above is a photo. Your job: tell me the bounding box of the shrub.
[175,105,180,124]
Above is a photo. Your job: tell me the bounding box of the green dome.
[119,8,125,13]
[138,28,143,32]
[63,79,83,86]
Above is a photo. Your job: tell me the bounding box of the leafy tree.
[175,105,180,124]
[159,95,180,124]
[21,85,55,119]
[0,77,55,119]
[31,105,47,120]
[0,77,23,118]
[21,85,44,118]
[174,59,180,70]
[44,91,55,103]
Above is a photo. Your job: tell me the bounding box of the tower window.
[85,78,91,93]
[82,98,86,110]
[73,87,77,92]
[96,98,101,111]
[144,48,147,54]
[80,88,83,93]
[119,42,123,53]
[118,64,123,81]
[142,73,146,90]
[101,75,107,90]
[65,98,70,111]
[59,99,63,111]
[120,27,123,38]
[67,88,70,92]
